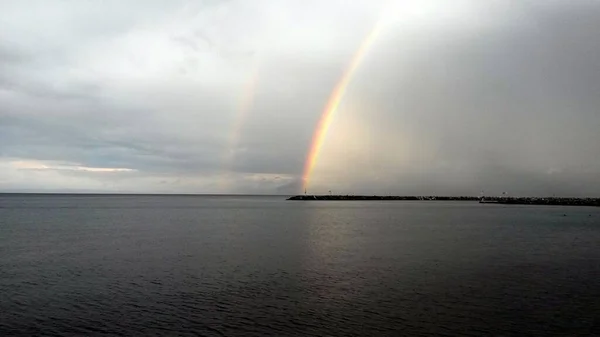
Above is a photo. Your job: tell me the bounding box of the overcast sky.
[1,0,599,196]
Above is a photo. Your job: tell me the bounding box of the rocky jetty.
[288,195,600,206]
[287,195,478,201]
[479,196,600,207]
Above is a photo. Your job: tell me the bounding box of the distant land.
[288,195,600,207]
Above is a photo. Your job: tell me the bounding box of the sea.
[1,194,599,336]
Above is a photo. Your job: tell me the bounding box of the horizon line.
[2,192,599,198]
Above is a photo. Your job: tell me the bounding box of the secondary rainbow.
[228,68,259,162]
[301,21,384,192]
[219,67,259,191]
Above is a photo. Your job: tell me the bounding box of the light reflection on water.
[1,195,599,336]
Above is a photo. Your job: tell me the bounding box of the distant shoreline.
[287,195,600,206]
[0,193,285,197]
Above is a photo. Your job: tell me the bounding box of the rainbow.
[228,68,259,161]
[220,67,259,191]
[301,20,384,192]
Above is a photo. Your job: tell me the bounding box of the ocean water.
[1,194,599,336]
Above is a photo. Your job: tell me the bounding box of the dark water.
[1,194,599,336]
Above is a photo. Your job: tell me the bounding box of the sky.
[1,0,599,196]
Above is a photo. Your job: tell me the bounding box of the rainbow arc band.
[301,21,384,192]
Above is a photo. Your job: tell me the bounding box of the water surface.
[1,194,599,336]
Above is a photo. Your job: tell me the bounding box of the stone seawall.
[480,197,600,206]
[287,195,600,206]
[288,195,478,201]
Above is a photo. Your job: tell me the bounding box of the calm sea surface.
[1,194,599,336]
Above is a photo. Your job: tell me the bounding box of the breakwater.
[288,195,478,201]
[287,195,600,206]
[479,196,600,207]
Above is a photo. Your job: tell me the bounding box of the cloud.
[1,0,599,195]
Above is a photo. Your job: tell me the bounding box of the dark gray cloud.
[309,0,600,196]
[1,0,599,195]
